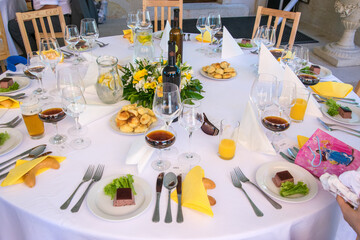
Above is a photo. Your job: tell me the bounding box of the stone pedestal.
[314,0,360,67]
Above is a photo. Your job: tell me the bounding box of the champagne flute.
[178,99,204,165]
[196,15,207,53]
[61,85,91,149]
[80,18,99,49]
[136,9,152,29]
[205,12,221,56]
[127,12,137,49]
[38,102,67,145]
[65,25,80,60]
[26,51,47,100]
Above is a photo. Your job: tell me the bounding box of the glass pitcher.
[95,55,123,104]
[133,27,154,62]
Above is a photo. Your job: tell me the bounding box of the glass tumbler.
[20,96,44,139]
[218,119,239,160]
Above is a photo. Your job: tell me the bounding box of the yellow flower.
[163,60,167,65]
[144,82,151,89]
[157,76,163,83]
[133,69,148,82]
[185,73,192,80]
[150,82,157,89]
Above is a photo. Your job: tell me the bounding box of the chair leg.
[355,80,360,97]
[0,60,6,72]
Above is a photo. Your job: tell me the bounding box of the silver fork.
[95,40,109,47]
[0,118,22,128]
[0,93,26,100]
[234,167,282,209]
[71,164,104,212]
[60,165,95,210]
[317,118,360,134]
[0,116,19,126]
[230,171,264,217]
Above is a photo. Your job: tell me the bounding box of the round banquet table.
[0,35,359,240]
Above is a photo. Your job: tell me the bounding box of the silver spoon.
[163,172,178,223]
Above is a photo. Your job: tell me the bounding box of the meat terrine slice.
[113,188,135,207]
[272,170,294,188]
[0,78,14,89]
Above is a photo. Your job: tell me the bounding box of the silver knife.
[152,172,164,222]
[317,118,360,134]
[0,144,47,168]
[6,73,28,78]
[176,174,183,223]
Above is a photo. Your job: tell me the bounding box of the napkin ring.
[201,113,219,136]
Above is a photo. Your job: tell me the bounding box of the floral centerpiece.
[119,58,204,108]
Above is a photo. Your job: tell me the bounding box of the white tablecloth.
[0,35,359,240]
[0,0,27,55]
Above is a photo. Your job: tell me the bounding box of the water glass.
[20,96,44,139]
[250,73,278,113]
[26,51,47,100]
[136,9,152,29]
[196,15,207,52]
[218,119,239,160]
[65,25,80,60]
[80,18,99,48]
[205,13,221,55]
[290,87,311,123]
[127,12,137,48]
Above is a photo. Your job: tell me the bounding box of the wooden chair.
[143,0,183,32]
[0,11,10,72]
[16,6,66,56]
[355,80,360,97]
[252,6,301,48]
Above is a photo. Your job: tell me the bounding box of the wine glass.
[57,66,85,95]
[178,99,204,165]
[65,25,80,61]
[253,25,269,53]
[250,73,278,113]
[38,102,67,145]
[277,80,297,112]
[196,15,207,53]
[26,51,47,100]
[61,85,91,149]
[39,38,61,75]
[205,12,222,56]
[267,26,276,48]
[136,9,152,29]
[281,44,304,72]
[126,12,137,49]
[80,18,99,48]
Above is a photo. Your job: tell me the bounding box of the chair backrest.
[0,11,10,71]
[143,0,183,32]
[355,80,360,97]
[252,6,301,48]
[16,6,66,56]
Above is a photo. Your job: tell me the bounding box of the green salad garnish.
[0,82,19,92]
[237,42,253,48]
[280,181,309,197]
[326,99,340,116]
[104,174,136,200]
[0,131,10,146]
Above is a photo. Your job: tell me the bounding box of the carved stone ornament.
[334,0,360,17]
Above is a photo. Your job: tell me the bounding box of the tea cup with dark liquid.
[297,70,320,86]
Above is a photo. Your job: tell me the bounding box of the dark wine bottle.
[162,41,181,88]
[169,8,183,63]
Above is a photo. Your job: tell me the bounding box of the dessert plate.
[255,161,318,203]
[0,77,30,94]
[199,69,237,81]
[320,103,360,126]
[109,113,157,136]
[0,128,23,156]
[87,175,152,221]
[236,38,256,50]
[301,65,332,78]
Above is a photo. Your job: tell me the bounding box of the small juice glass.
[290,88,310,122]
[218,119,239,160]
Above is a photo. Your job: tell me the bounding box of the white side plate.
[321,103,360,126]
[0,128,23,156]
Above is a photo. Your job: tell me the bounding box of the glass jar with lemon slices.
[96,56,123,104]
[133,28,154,61]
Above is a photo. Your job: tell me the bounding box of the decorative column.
[314,0,360,67]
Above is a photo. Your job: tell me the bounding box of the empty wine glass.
[281,44,304,72]
[65,25,80,61]
[26,51,47,100]
[127,11,137,49]
[267,26,276,48]
[136,9,152,29]
[57,66,85,97]
[39,38,61,75]
[277,80,297,112]
[250,73,278,113]
[196,15,207,52]
[80,18,99,48]
[61,85,91,149]
[178,99,204,165]
[205,12,221,56]
[253,25,269,53]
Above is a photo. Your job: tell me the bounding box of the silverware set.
[60,164,104,212]
[152,172,183,223]
[318,118,360,137]
[95,40,109,48]
[279,147,299,163]
[0,116,22,128]
[312,93,358,105]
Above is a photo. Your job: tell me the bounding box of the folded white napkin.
[125,136,155,173]
[258,43,284,81]
[221,26,243,59]
[284,65,322,118]
[339,168,360,197]
[159,20,171,53]
[237,101,276,155]
[320,172,360,208]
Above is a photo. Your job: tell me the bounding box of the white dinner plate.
[153,31,163,40]
[87,175,152,221]
[199,69,237,81]
[0,77,30,94]
[236,38,256,50]
[255,161,318,203]
[0,128,23,156]
[320,103,360,126]
[109,113,157,136]
[66,41,98,52]
[301,65,332,78]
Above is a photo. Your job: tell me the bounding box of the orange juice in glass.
[290,88,310,123]
[218,119,239,160]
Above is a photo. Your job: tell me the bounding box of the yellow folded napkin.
[196,31,212,43]
[0,96,20,108]
[310,82,353,98]
[171,166,213,217]
[1,155,65,187]
[297,135,309,149]
[123,29,134,43]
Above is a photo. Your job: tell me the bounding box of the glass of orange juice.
[218,119,239,160]
[290,88,310,122]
